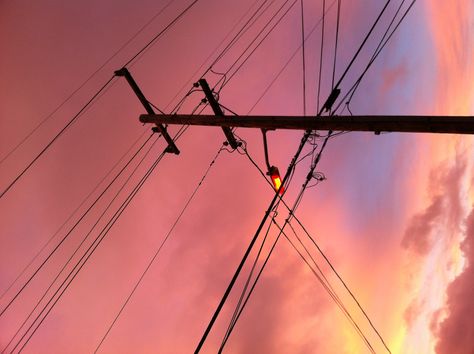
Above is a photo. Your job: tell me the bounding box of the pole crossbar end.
[165,145,180,155]
[114,68,128,77]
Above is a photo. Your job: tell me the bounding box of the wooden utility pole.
[139,114,474,135]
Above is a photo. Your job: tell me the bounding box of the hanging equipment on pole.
[262,129,284,195]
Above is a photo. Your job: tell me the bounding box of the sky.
[0,0,474,353]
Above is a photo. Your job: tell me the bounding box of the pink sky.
[1,0,474,353]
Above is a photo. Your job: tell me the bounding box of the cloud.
[424,0,474,114]
[401,155,467,256]
[401,194,443,255]
[404,297,426,328]
[379,61,409,95]
[433,207,474,354]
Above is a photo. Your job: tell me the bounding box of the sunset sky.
[1,0,474,353]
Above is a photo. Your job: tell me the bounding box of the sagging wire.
[95,141,234,353]
[210,69,228,96]
[169,87,204,115]
[10,145,169,353]
[224,136,379,354]
[0,127,150,305]
[14,122,191,353]
[242,132,389,353]
[163,0,275,114]
[246,0,337,115]
[208,0,276,86]
[332,0,417,116]
[218,211,276,352]
[0,130,159,321]
[218,103,239,117]
[0,0,177,167]
[2,132,161,353]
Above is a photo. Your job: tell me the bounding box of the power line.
[195,5,395,336]
[123,1,408,352]
[316,0,326,112]
[230,1,410,337]
[204,0,275,77]
[331,0,341,90]
[0,0,176,167]
[224,134,334,335]
[0,132,156,319]
[1,0,201,201]
[164,0,272,113]
[229,53,397,350]
[239,127,392,353]
[3,56,206,334]
[271,220,376,353]
[333,0,416,114]
[0,127,149,304]
[220,0,293,78]
[283,221,379,353]
[218,214,275,352]
[332,0,392,91]
[11,126,189,353]
[2,132,161,353]
[11,142,165,352]
[95,144,227,353]
[171,0,301,117]
[228,52,390,351]
[206,0,293,94]
[293,213,393,352]
[219,138,378,353]
[1,7,206,339]
[123,0,201,68]
[0,76,115,201]
[131,0,272,120]
[4,0,414,350]
[247,0,337,114]
[194,128,312,353]
[221,217,376,354]
[339,0,409,111]
[219,0,299,92]
[217,215,281,351]
[300,0,307,115]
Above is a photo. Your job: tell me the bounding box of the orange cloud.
[434,208,474,354]
[423,0,474,114]
[401,155,467,255]
[380,61,409,95]
[399,1,474,353]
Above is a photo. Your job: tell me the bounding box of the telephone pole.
[139,114,474,135]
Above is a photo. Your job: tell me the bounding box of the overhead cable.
[333,0,416,114]
[2,133,160,353]
[316,0,326,112]
[0,0,200,200]
[331,0,341,90]
[0,77,115,200]
[94,144,227,353]
[300,0,307,115]
[11,141,167,353]
[247,0,337,114]
[0,0,176,166]
[0,128,149,304]
[218,215,275,352]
